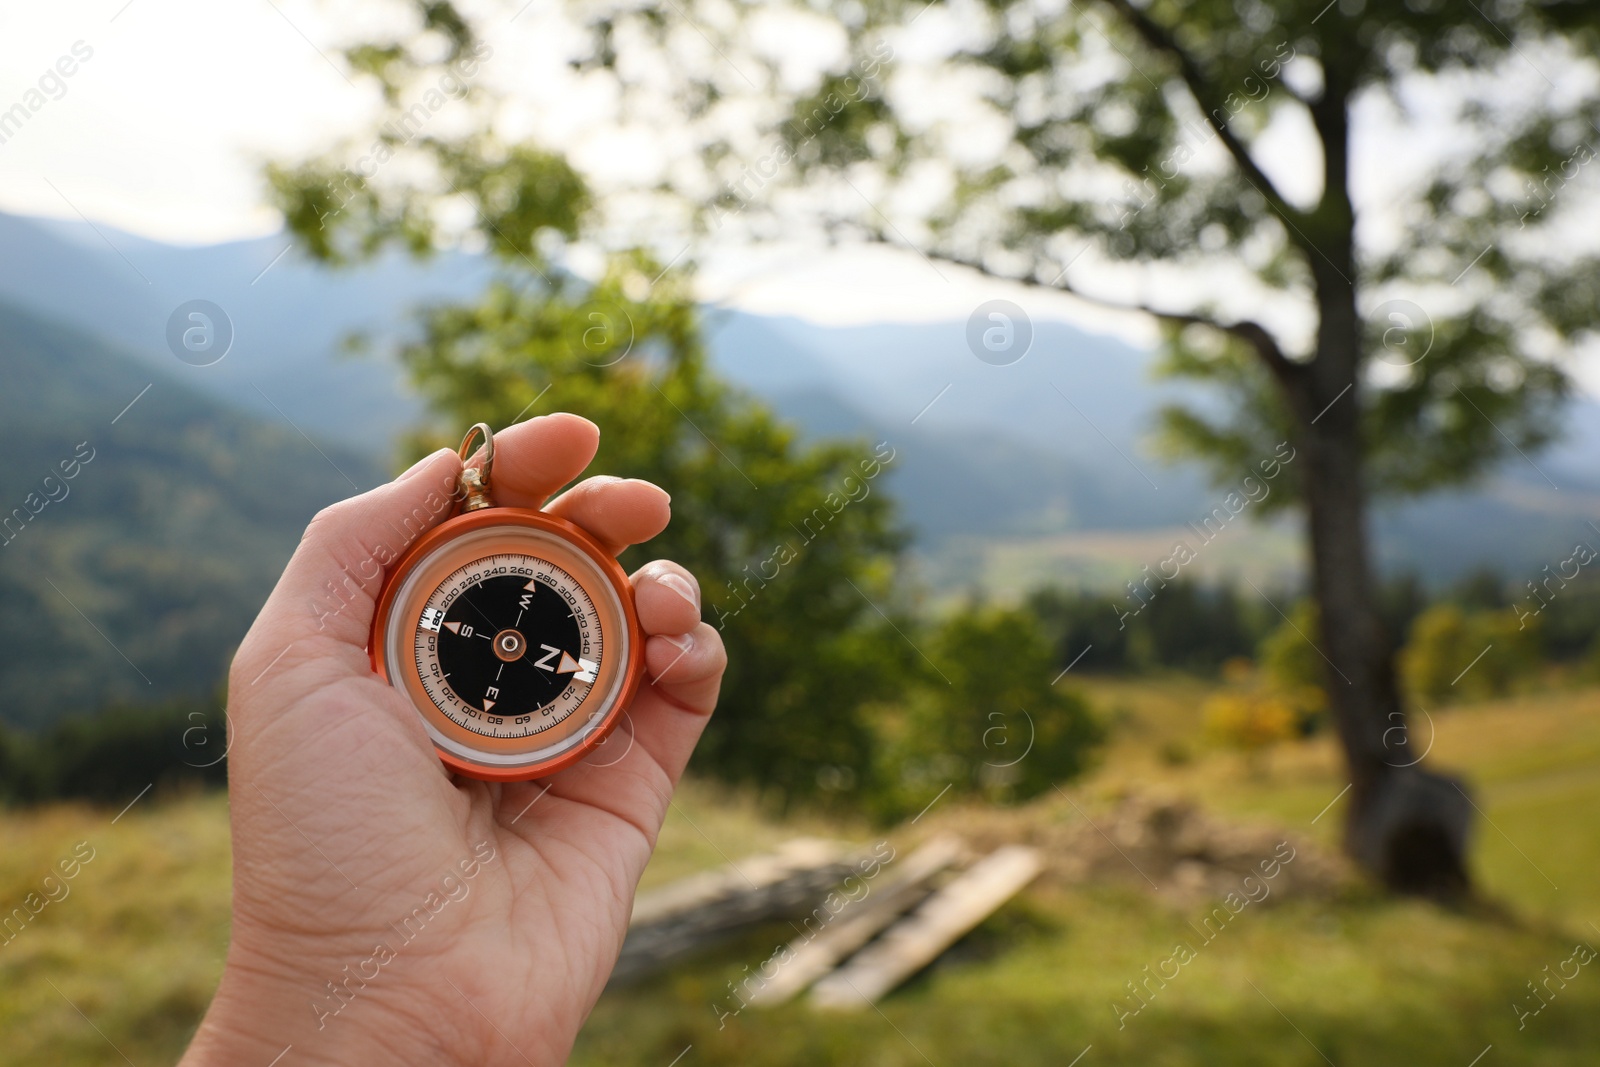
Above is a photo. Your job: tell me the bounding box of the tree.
[265,11,915,807]
[1028,580,1267,673]
[261,0,1600,892]
[389,261,916,805]
[620,0,1600,895]
[874,603,1102,817]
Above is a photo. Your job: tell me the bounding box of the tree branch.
[1096,0,1299,222]
[901,239,1304,387]
[1062,281,1302,389]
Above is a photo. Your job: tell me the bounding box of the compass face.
[414,555,601,738]
[373,512,642,780]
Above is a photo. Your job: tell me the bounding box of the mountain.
[703,310,1600,589]
[704,310,1218,533]
[0,210,1214,540]
[0,211,490,452]
[0,299,384,728]
[2,207,1598,598]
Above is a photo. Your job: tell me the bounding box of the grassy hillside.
[0,300,385,726]
[3,680,1597,1065]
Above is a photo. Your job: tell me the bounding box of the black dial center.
[435,574,583,714]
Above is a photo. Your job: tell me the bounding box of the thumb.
[237,448,461,675]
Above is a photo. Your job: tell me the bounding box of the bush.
[1256,600,1328,733]
[1401,604,1539,703]
[0,702,228,806]
[1584,632,1600,681]
[870,603,1103,818]
[1204,690,1298,757]
[1529,585,1600,661]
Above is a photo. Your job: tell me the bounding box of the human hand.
[180,413,725,1067]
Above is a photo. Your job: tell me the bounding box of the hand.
[180,414,726,1067]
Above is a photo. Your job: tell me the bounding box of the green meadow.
[4,679,1598,1066]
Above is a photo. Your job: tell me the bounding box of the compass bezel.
[369,506,645,782]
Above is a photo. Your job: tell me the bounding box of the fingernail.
[630,478,670,504]
[658,571,699,612]
[397,448,453,482]
[659,632,694,655]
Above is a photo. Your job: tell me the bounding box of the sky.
[0,0,1157,341]
[0,0,1594,384]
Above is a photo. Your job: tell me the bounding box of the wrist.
[180,942,465,1067]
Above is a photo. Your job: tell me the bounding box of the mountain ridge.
[3,206,1598,592]
[0,295,384,727]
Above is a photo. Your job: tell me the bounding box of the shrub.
[1203,689,1298,774]
[870,603,1103,818]
[0,702,228,806]
[1401,604,1539,703]
[1256,600,1329,733]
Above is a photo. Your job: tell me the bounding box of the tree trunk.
[1293,258,1474,899]
[1260,74,1475,899]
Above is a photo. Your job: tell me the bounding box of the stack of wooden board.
[809,845,1043,1009]
[615,834,1043,1006]
[611,837,865,984]
[742,836,967,1005]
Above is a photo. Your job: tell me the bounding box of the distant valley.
[2,209,1599,724]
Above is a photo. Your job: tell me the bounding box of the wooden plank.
[746,836,965,1007]
[627,837,851,925]
[810,845,1043,1010]
[611,838,861,985]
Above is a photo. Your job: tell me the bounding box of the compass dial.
[373,512,643,781]
[413,554,602,738]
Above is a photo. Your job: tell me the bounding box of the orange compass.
[370,424,646,781]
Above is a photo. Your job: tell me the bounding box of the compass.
[370,424,645,781]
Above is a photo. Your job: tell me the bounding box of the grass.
[2,682,1598,1065]
[0,791,230,1065]
[916,521,1303,603]
[581,889,1599,1067]
[1071,675,1600,926]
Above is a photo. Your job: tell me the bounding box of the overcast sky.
[2,0,1596,391]
[0,0,1158,344]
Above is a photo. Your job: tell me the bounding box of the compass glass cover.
[381,524,631,773]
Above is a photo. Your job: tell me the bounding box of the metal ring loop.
[458,422,495,488]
